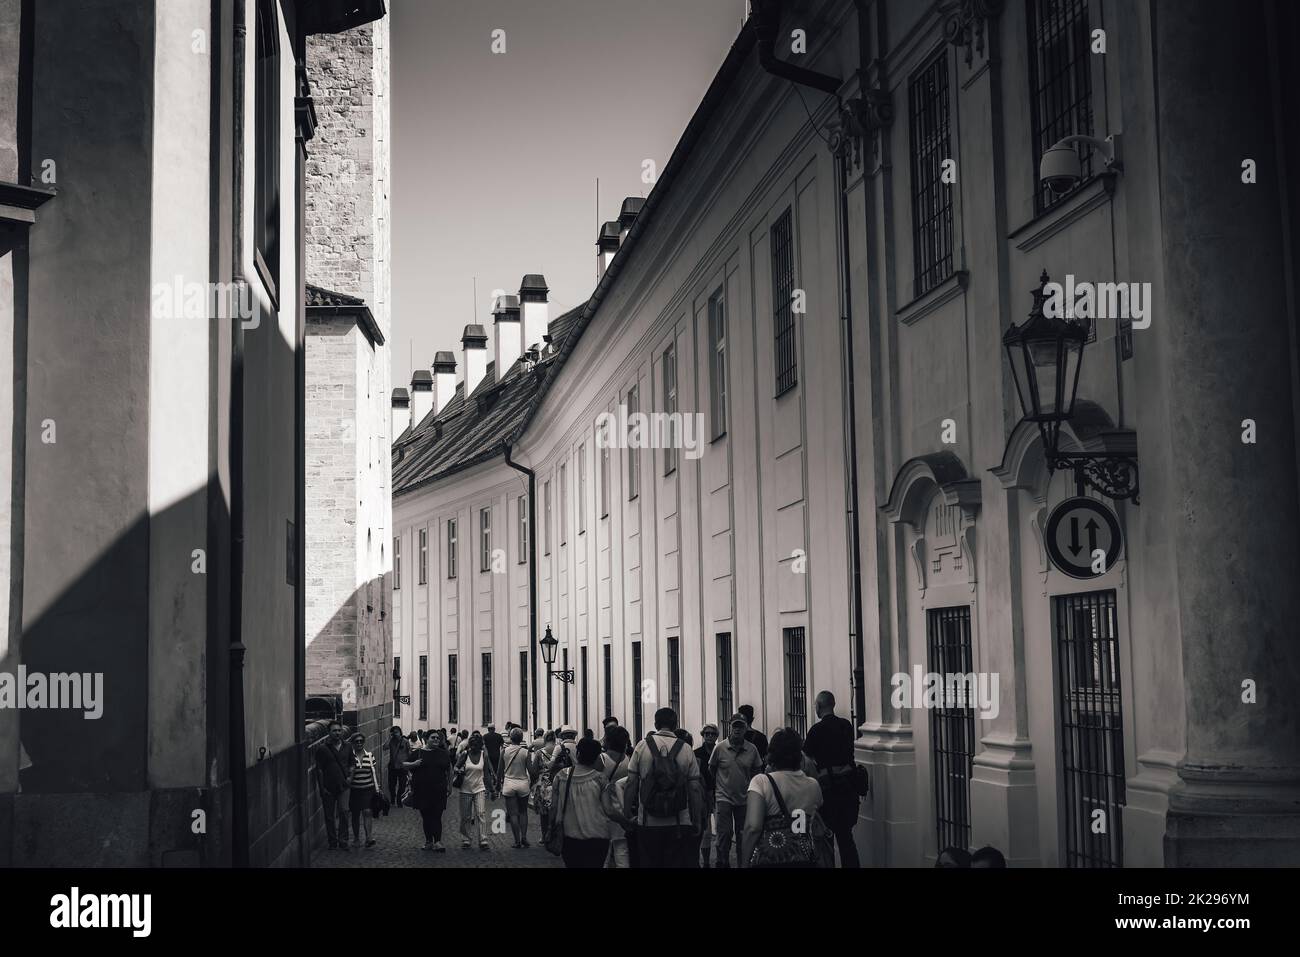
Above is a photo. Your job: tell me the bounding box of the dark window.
[716,633,734,727]
[626,386,640,500]
[1055,589,1125,867]
[393,535,401,590]
[418,655,428,721]
[560,464,568,546]
[253,0,280,302]
[632,641,643,740]
[519,651,529,728]
[518,494,528,564]
[418,527,429,584]
[667,637,681,717]
[1028,0,1094,214]
[580,646,589,733]
[927,606,975,854]
[771,209,798,395]
[783,627,808,735]
[543,480,552,555]
[908,50,954,298]
[393,655,400,703]
[481,652,493,727]
[577,446,587,535]
[443,521,453,579]
[599,430,611,519]
[479,507,492,572]
[604,645,613,721]
[662,346,677,475]
[562,648,570,725]
[448,654,458,723]
[709,292,727,438]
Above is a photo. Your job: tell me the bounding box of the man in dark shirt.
[803,691,860,868]
[737,704,768,760]
[482,725,505,777]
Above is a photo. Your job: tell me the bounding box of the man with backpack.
[622,707,704,868]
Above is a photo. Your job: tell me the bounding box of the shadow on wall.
[305,572,391,746]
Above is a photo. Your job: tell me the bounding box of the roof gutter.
[750,0,842,95]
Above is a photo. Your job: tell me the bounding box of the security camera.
[1039,133,1123,195]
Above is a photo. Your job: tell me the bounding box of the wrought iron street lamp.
[1004,271,1140,502]
[539,625,574,684]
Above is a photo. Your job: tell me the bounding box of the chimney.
[493,294,522,377]
[618,196,645,245]
[410,371,433,425]
[462,325,488,396]
[391,387,411,438]
[596,221,620,280]
[433,351,457,414]
[519,274,549,351]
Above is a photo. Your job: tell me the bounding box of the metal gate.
[1054,590,1125,867]
[927,606,974,853]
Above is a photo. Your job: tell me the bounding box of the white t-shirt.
[459,751,487,794]
[747,770,822,819]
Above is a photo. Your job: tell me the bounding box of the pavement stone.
[310,792,562,869]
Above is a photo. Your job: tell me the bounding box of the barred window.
[581,646,589,732]
[667,636,681,717]
[481,652,492,727]
[771,209,798,395]
[783,626,808,735]
[519,651,529,729]
[448,654,458,723]
[908,50,954,298]
[626,386,641,499]
[631,640,644,740]
[444,520,455,580]
[562,648,570,724]
[518,494,528,564]
[662,346,678,475]
[603,644,613,721]
[709,291,727,439]
[716,633,733,728]
[393,536,401,590]
[419,527,429,584]
[418,655,428,721]
[927,606,975,854]
[479,507,491,572]
[1028,0,1095,213]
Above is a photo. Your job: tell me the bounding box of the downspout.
[504,443,538,732]
[229,0,250,869]
[753,0,866,730]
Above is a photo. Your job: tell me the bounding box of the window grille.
[771,210,798,395]
[908,50,954,298]
[783,627,807,735]
[1028,0,1095,213]
[927,606,975,854]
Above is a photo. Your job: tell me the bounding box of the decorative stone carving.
[939,0,1004,67]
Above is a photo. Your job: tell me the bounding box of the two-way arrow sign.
[1046,497,1122,579]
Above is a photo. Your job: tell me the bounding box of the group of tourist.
[311,690,872,868]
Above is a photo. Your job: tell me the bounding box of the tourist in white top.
[500,728,533,849]
[741,728,826,868]
[455,733,497,851]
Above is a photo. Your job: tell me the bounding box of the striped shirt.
[346,749,379,790]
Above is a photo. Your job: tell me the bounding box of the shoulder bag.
[747,772,820,869]
[544,767,573,857]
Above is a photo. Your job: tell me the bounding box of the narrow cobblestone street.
[310,795,563,869]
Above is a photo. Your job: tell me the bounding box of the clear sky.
[390,0,744,389]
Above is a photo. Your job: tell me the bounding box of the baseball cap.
[728,713,748,728]
[560,724,577,737]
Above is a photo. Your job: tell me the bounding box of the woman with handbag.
[740,728,832,869]
[500,728,533,848]
[455,732,497,851]
[345,732,382,849]
[403,729,452,851]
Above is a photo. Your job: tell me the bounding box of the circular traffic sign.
[1044,496,1122,579]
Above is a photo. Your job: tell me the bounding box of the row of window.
[909,0,1096,298]
[401,628,808,741]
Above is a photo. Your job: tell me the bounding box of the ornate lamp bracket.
[550,670,575,685]
[1048,451,1140,504]
[939,0,1005,66]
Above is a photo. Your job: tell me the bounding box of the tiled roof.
[305,283,365,307]
[392,304,586,496]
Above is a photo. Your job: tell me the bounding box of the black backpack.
[639,735,689,818]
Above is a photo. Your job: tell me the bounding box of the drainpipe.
[752,0,867,731]
[504,443,538,731]
[229,0,250,869]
